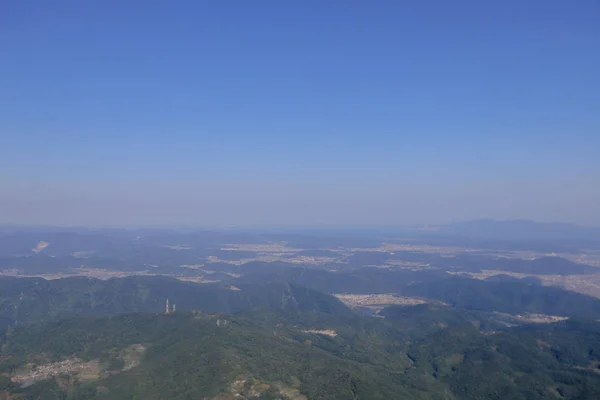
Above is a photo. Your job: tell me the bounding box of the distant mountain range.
[1,219,600,259]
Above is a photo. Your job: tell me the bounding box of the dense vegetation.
[2,308,600,399]
[236,266,600,319]
[0,276,351,330]
[4,268,600,334]
[401,276,600,319]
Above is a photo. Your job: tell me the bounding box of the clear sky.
[1,0,599,227]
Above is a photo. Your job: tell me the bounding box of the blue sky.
[1,0,599,226]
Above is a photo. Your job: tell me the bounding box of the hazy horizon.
[2,1,598,227]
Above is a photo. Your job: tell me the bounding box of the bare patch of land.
[11,358,101,387]
[221,244,299,253]
[180,264,205,269]
[493,311,568,324]
[301,329,337,337]
[161,245,193,250]
[214,375,304,400]
[334,294,427,308]
[32,241,49,253]
[120,344,146,371]
[177,276,221,284]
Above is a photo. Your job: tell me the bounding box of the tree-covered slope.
[3,310,600,399]
[401,276,600,319]
[0,311,428,400]
[0,276,351,330]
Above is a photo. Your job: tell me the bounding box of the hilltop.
[0,276,351,330]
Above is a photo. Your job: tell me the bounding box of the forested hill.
[0,276,351,330]
[2,310,600,399]
[401,276,600,319]
[0,311,420,400]
[235,265,600,320]
[5,270,600,332]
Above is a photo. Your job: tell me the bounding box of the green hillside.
[401,276,600,319]
[3,309,600,399]
[0,311,426,400]
[0,276,351,330]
